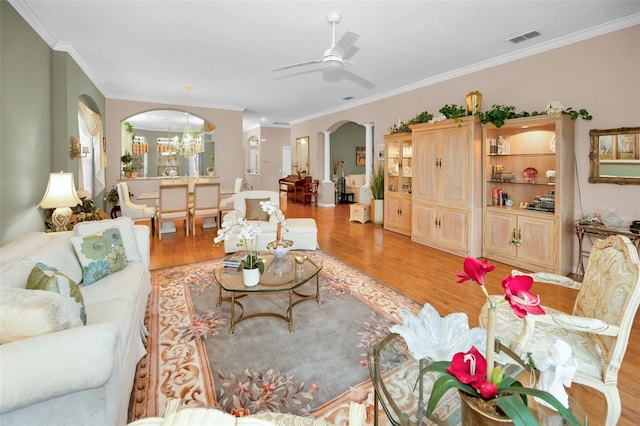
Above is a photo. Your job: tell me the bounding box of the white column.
[323,131,332,183]
[363,122,374,187]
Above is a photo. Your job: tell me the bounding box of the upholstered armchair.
[480,235,640,426]
[117,182,155,235]
[221,190,280,253]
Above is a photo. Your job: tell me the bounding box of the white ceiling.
[10,1,640,131]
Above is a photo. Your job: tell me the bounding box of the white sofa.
[344,174,371,204]
[0,217,151,426]
[221,190,280,253]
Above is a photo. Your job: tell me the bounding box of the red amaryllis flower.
[456,257,496,287]
[478,380,499,399]
[446,346,487,389]
[502,274,546,318]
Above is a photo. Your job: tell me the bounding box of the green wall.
[0,0,105,244]
[330,122,366,176]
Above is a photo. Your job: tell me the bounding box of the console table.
[575,223,640,277]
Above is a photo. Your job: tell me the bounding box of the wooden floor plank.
[149,195,639,425]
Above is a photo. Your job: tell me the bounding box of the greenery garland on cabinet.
[388,102,592,133]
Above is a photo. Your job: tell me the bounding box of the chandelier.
[157,127,178,156]
[177,85,204,158]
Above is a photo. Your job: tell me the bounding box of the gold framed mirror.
[589,127,640,185]
[295,136,309,174]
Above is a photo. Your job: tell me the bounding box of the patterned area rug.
[130,251,423,425]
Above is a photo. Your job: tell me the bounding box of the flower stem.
[486,308,496,381]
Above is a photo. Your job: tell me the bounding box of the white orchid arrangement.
[214,216,263,271]
[259,200,288,237]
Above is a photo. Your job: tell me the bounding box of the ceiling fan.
[273,13,374,87]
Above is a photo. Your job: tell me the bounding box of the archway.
[122,109,216,177]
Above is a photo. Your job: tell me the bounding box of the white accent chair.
[221,190,279,253]
[189,182,220,235]
[157,184,189,240]
[117,182,155,235]
[480,235,640,426]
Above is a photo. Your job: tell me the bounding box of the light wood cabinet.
[410,117,483,257]
[412,204,469,254]
[482,114,574,274]
[383,133,412,235]
[484,210,556,268]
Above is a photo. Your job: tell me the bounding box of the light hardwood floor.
[148,196,639,426]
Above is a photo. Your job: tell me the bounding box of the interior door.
[282,146,292,177]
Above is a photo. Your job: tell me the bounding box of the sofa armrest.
[0,323,120,413]
[133,225,150,269]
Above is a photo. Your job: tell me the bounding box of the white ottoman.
[285,218,318,250]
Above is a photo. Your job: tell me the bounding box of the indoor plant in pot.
[214,217,264,286]
[104,186,120,207]
[417,257,580,426]
[370,163,385,224]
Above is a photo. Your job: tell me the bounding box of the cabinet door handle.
[518,229,522,243]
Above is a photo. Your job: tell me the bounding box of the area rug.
[130,251,424,424]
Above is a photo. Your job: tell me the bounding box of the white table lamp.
[38,172,82,232]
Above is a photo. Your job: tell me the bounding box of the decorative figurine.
[535,339,577,410]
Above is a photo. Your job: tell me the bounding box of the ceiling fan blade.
[331,31,359,57]
[273,66,323,80]
[344,60,375,87]
[273,59,322,72]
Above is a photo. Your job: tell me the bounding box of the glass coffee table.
[213,252,322,334]
[368,333,587,425]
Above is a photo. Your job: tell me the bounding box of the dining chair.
[157,184,189,240]
[189,182,220,236]
[480,235,640,426]
[116,182,155,235]
[219,177,243,212]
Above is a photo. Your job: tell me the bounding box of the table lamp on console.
[38,171,82,232]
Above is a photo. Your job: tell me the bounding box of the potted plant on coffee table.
[214,217,264,287]
[416,257,580,426]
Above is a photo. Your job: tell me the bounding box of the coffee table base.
[216,274,321,335]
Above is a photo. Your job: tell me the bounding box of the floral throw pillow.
[27,262,86,324]
[70,227,128,285]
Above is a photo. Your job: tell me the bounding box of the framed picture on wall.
[616,133,637,160]
[356,146,365,166]
[377,144,385,161]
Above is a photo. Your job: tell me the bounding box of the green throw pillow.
[27,262,86,324]
[70,227,128,286]
[245,198,270,221]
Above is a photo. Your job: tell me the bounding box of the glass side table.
[367,333,588,425]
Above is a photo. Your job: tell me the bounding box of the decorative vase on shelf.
[242,267,260,287]
[459,391,514,425]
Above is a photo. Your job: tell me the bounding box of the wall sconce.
[69,136,81,159]
[81,146,90,157]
